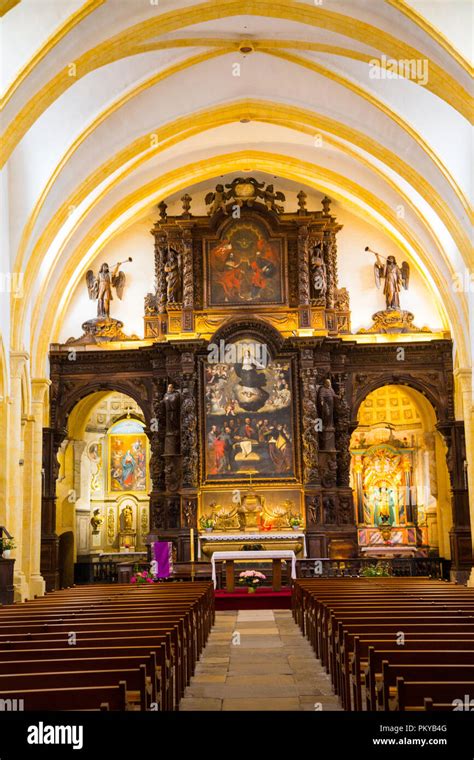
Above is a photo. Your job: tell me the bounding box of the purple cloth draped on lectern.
[152,541,173,578]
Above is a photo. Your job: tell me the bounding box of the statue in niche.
[162,383,181,457]
[167,498,181,528]
[90,508,103,534]
[339,496,354,524]
[366,247,410,310]
[307,496,322,525]
[121,504,133,531]
[183,500,197,528]
[317,378,338,450]
[311,243,327,298]
[323,496,337,524]
[164,248,181,303]
[86,259,132,319]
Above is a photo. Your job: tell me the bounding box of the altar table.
[211,550,297,592]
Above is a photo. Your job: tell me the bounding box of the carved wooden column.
[41,427,65,590]
[147,373,166,541]
[144,226,169,340]
[300,359,319,485]
[179,351,199,560]
[297,223,311,328]
[299,348,322,557]
[437,420,471,579]
[333,373,357,541]
[180,226,194,332]
[334,373,352,488]
[156,231,168,316]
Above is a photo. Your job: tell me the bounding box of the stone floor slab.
[179,698,222,711]
[222,698,300,711]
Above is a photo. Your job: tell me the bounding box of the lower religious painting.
[204,340,295,481]
[108,427,148,493]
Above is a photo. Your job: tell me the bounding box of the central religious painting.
[204,339,295,481]
[206,218,285,307]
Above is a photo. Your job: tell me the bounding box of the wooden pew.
[0,666,149,710]
[365,647,474,711]
[0,653,158,706]
[396,679,474,711]
[381,664,474,710]
[0,681,129,711]
[348,636,474,712]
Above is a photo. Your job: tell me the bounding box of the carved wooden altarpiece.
[44,183,470,589]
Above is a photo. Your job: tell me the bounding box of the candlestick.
[190,528,195,563]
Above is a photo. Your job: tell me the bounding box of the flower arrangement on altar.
[288,513,302,529]
[130,570,154,585]
[199,515,215,532]
[238,570,266,593]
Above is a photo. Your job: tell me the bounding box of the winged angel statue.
[85,258,132,319]
[365,247,410,310]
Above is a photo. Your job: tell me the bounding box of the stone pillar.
[454,369,474,585]
[0,394,8,528]
[9,352,29,601]
[24,379,49,597]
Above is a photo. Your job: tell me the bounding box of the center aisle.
[180,609,342,711]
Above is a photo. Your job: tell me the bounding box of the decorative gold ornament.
[358,309,431,334]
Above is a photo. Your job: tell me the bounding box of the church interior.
[0,0,473,732]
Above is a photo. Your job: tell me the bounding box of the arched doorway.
[58,531,74,588]
[350,384,451,560]
[56,391,151,584]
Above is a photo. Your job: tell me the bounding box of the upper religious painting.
[205,219,285,307]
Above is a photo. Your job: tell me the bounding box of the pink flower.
[130,577,137,584]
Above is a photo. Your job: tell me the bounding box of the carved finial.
[297,190,308,214]
[158,201,168,221]
[321,196,331,215]
[181,194,192,218]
